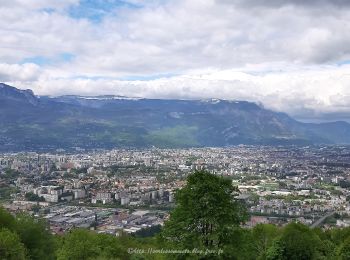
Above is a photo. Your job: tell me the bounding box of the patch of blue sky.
[337,60,350,66]
[60,53,76,62]
[21,53,75,65]
[68,0,141,22]
[21,56,51,65]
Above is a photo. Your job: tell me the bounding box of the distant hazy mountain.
[1,82,350,151]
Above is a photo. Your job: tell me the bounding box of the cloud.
[0,0,79,10]
[0,63,41,81]
[2,0,350,121]
[6,63,350,122]
[3,0,350,70]
[230,0,350,8]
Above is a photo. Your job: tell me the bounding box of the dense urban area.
[1,145,350,236]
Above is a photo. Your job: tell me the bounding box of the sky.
[1,0,350,122]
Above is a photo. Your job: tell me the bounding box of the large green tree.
[266,222,322,260]
[339,237,350,260]
[252,224,280,259]
[0,228,26,260]
[57,229,101,260]
[162,170,247,250]
[15,213,56,260]
[0,207,15,230]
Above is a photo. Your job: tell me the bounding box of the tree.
[252,224,280,259]
[266,222,322,260]
[0,207,15,230]
[221,227,257,260]
[319,239,336,259]
[266,239,285,260]
[57,229,132,260]
[57,229,100,260]
[161,170,247,250]
[15,213,56,260]
[0,228,26,260]
[3,169,20,180]
[134,225,162,238]
[339,237,350,260]
[331,227,350,245]
[25,192,44,202]
[95,233,128,259]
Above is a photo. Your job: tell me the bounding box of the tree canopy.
[161,170,247,250]
[0,228,26,260]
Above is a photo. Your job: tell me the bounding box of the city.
[2,0,350,258]
[1,145,350,236]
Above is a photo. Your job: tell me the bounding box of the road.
[310,211,336,228]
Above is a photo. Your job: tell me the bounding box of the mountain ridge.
[0,83,350,151]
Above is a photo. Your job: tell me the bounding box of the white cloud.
[0,0,79,10]
[3,0,350,71]
[6,63,350,122]
[2,0,350,120]
[0,63,41,81]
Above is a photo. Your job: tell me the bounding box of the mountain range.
[0,82,350,151]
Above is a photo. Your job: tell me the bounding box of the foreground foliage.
[161,170,247,252]
[1,171,350,259]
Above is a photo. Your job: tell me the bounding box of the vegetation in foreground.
[1,171,350,259]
